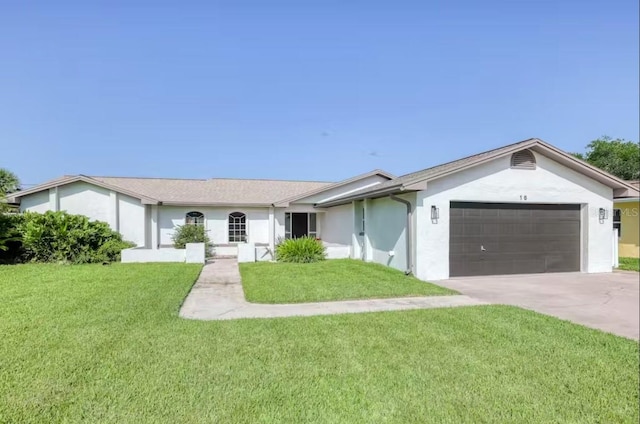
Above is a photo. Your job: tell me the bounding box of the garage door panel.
[533,222,578,235]
[449,202,580,277]
[449,242,465,254]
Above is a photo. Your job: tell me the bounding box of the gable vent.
[510,149,536,169]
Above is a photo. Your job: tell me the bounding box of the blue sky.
[1,0,638,186]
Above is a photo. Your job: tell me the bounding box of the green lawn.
[618,257,640,272]
[240,259,456,303]
[1,264,638,423]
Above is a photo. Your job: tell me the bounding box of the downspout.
[389,194,413,275]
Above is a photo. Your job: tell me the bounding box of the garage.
[449,202,581,277]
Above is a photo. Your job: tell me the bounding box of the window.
[186,211,205,226]
[309,213,317,238]
[613,208,621,237]
[285,212,318,239]
[228,212,247,243]
[510,149,536,169]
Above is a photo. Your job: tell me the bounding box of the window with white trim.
[228,212,247,243]
[613,208,621,238]
[185,211,205,226]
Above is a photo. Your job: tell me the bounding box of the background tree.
[0,168,20,195]
[0,168,20,214]
[573,136,640,180]
[0,168,21,253]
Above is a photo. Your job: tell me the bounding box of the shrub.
[172,224,212,255]
[18,211,133,264]
[96,239,136,262]
[0,213,24,264]
[276,236,326,263]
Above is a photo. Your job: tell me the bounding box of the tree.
[573,136,640,180]
[0,168,20,196]
[0,169,21,252]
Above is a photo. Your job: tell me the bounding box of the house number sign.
[520,195,528,200]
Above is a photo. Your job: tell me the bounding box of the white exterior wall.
[363,193,415,273]
[415,153,614,281]
[118,194,146,246]
[19,181,147,247]
[320,203,353,246]
[158,206,270,246]
[20,190,50,213]
[58,182,111,223]
[351,200,365,260]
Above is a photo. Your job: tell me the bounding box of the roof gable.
[7,175,159,204]
[273,169,394,206]
[318,138,640,207]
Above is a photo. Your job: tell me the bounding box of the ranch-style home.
[8,138,638,280]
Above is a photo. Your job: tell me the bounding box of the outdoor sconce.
[431,205,440,221]
[598,208,607,223]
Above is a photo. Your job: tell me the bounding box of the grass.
[0,263,638,423]
[240,259,456,303]
[618,257,640,272]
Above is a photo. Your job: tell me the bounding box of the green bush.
[96,239,136,262]
[18,211,133,264]
[171,224,212,254]
[275,236,326,263]
[0,213,24,264]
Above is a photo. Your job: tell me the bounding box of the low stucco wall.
[121,243,205,263]
[122,247,185,263]
[325,244,351,259]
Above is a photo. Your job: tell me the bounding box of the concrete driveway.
[437,271,639,340]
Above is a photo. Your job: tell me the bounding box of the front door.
[291,213,309,238]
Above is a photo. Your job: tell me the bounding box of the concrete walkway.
[179,259,488,320]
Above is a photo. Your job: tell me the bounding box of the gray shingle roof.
[382,138,537,189]
[90,176,333,205]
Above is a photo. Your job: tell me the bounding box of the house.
[614,180,640,258]
[8,138,638,280]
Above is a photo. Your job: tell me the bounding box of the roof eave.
[7,175,159,205]
[316,182,423,208]
[273,169,395,205]
[159,201,273,207]
[392,138,638,194]
[614,197,640,203]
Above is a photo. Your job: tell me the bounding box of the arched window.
[228,212,247,243]
[510,149,536,169]
[186,211,205,226]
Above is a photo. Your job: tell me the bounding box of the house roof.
[91,176,333,206]
[7,171,392,207]
[318,138,640,207]
[272,169,394,207]
[615,180,640,201]
[6,175,161,205]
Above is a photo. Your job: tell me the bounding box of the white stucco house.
[8,138,638,280]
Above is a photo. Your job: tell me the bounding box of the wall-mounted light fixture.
[598,207,608,223]
[431,205,440,221]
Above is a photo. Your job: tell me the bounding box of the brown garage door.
[449,202,581,277]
